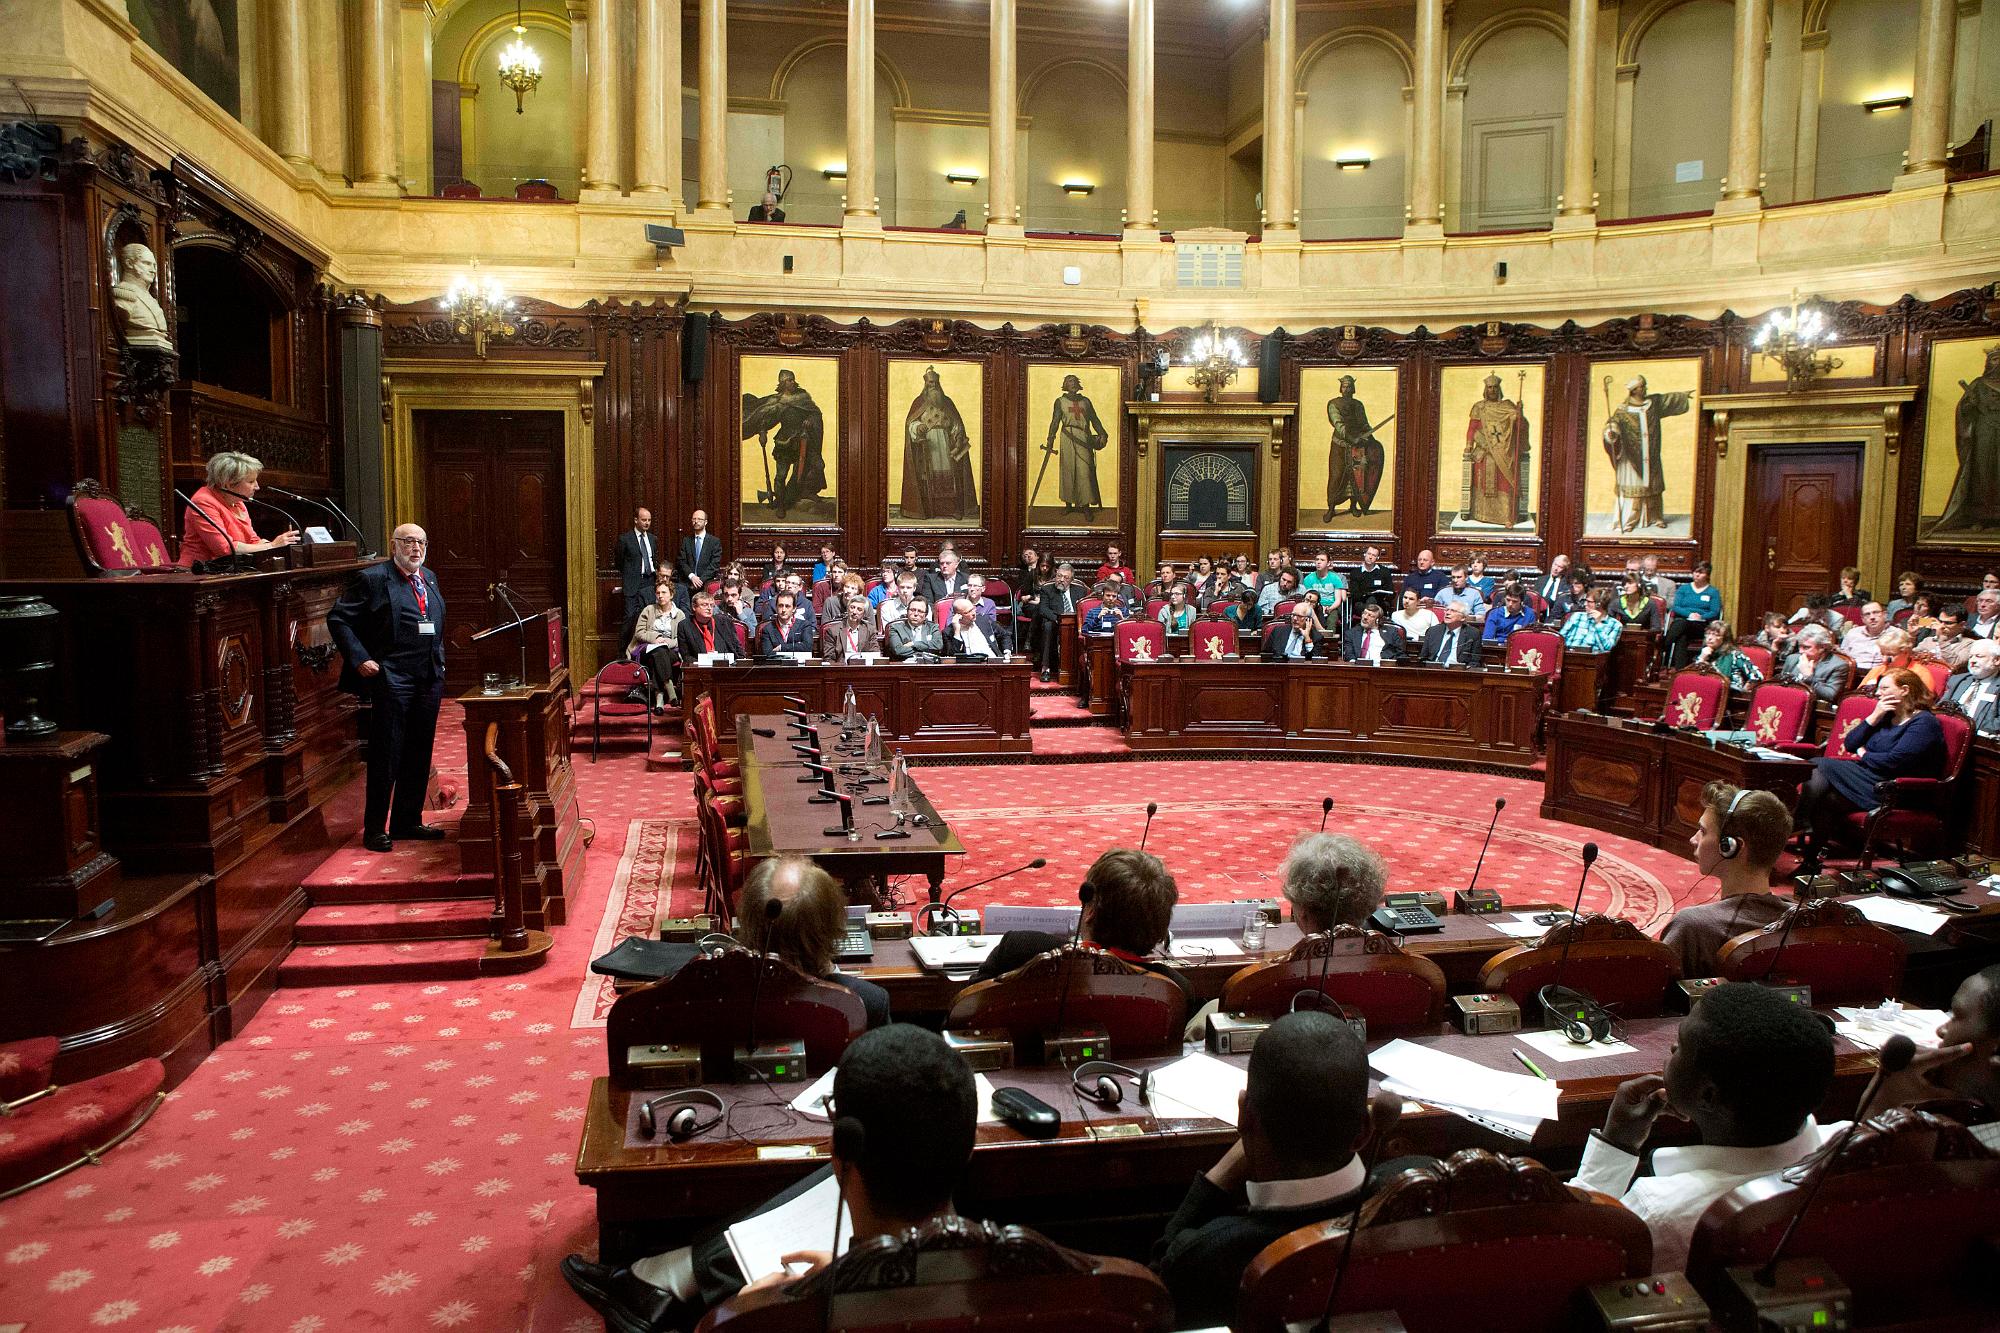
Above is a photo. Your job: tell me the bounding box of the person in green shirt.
[1299,552,1348,623]
[1693,620,1764,692]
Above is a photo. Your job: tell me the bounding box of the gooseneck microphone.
[1320,796,1335,832]
[1752,1034,1916,1288]
[1537,843,1604,1042]
[742,898,786,1075]
[1317,1088,1403,1331]
[1048,882,1094,1064]
[1139,802,1159,850]
[173,488,253,572]
[941,858,1048,911]
[1465,798,1506,896]
[261,483,371,555]
[820,790,855,837]
[223,487,301,536]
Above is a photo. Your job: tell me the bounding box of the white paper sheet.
[1490,913,1556,939]
[724,1174,851,1284]
[1516,1028,1639,1063]
[908,935,1002,970]
[1166,937,1246,960]
[793,1068,1003,1123]
[1833,1006,1949,1050]
[1146,1052,1250,1126]
[1368,1039,1560,1125]
[1846,896,1954,935]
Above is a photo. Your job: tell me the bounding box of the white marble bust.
[110,242,173,352]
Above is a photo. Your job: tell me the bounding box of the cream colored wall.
[470,26,577,195]
[1458,24,1567,231]
[1629,0,1732,217]
[1300,39,1409,240]
[1815,0,1920,199]
[1021,56,1128,234]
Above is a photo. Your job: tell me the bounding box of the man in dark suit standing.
[1420,602,1484,667]
[1035,563,1081,681]
[1340,601,1406,664]
[1261,603,1325,660]
[613,507,659,648]
[677,507,721,592]
[328,523,447,853]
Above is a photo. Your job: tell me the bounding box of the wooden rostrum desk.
[685,658,1032,759]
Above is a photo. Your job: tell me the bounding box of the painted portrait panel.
[1297,366,1398,535]
[1583,356,1702,539]
[1919,335,2000,542]
[739,355,839,528]
[888,359,984,526]
[1024,363,1120,530]
[1435,364,1545,535]
[131,0,241,116]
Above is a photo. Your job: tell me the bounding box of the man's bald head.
[391,523,429,572]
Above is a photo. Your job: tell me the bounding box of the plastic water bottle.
[864,717,884,767]
[889,753,912,817]
[842,684,861,731]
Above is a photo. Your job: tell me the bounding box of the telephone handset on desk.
[1875,863,1964,900]
[1370,893,1445,935]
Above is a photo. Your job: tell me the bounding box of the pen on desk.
[1513,1050,1549,1080]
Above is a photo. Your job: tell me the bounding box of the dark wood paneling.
[683,661,1032,756]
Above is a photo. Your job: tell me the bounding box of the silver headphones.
[1718,788,1750,859]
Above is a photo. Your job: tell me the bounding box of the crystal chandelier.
[441,261,516,359]
[1181,322,1248,403]
[496,3,543,114]
[1753,290,1842,392]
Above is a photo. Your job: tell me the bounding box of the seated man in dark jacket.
[1151,1010,1392,1330]
[972,847,1187,998]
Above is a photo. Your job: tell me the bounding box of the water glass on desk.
[1241,909,1267,952]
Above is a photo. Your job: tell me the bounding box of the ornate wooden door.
[1741,442,1860,619]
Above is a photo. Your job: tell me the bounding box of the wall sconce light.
[821,165,848,181]
[1861,94,1912,113]
[1333,154,1372,171]
[1061,181,1095,197]
[945,170,980,186]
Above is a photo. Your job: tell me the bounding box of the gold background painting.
[1583,356,1702,539]
[1023,363,1121,530]
[1297,366,1398,535]
[738,355,840,528]
[1918,334,2000,543]
[888,359,985,525]
[1435,363,1546,534]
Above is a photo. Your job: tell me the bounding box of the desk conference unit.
[685,659,1032,757]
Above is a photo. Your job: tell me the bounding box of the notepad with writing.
[723,1175,851,1284]
[1370,1038,1559,1141]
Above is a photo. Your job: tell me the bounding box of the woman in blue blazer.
[1794,666,1947,874]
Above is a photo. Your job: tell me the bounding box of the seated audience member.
[1300,552,1348,609]
[1751,611,1794,661]
[944,597,1001,658]
[1422,602,1484,668]
[1152,1012,1385,1332]
[1222,587,1263,634]
[630,577,685,710]
[810,542,840,587]
[177,449,303,565]
[1901,592,1942,638]
[1341,601,1404,664]
[1795,667,1946,874]
[679,588,739,660]
[1571,982,1842,1271]
[885,597,945,660]
[1840,601,1891,669]
[1879,964,2000,1149]
[1465,552,1496,601]
[1200,568,1246,614]
[877,572,920,630]
[1392,589,1438,641]
[1643,553,1676,604]
[1352,546,1396,608]
[1035,563,1081,681]
[560,1024,972,1332]
[1534,554,1573,606]
[1014,548,1044,646]
[1885,572,1925,621]
[1281,833,1387,933]
[922,546,970,608]
[1661,562,1723,667]
[1829,565,1871,609]
[1914,604,1974,672]
[1263,603,1325,661]
[1857,627,1919,692]
[867,561,899,608]
[1482,584,1539,644]
[1256,548,1287,593]
[1559,589,1624,653]
[1096,543,1136,587]
[1258,566,1302,615]
[1941,640,2000,736]
[1300,588,1340,638]
[1780,624,1852,703]
[1435,565,1487,618]
[1691,620,1764,692]
[972,848,1184,992]
[1971,588,2000,639]
[820,571,863,625]
[762,544,792,587]
[757,590,814,657]
[1158,583,1196,634]
[1083,585,1132,634]
[819,595,881,660]
[1550,572,1597,623]
[1614,573,1659,630]
[1144,562,1178,605]
[741,855,890,1027]
[1660,783,1793,977]
[1401,549,1449,601]
[716,572,756,635]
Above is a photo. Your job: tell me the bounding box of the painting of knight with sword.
[740,366,827,522]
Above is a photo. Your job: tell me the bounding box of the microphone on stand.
[1537,843,1604,1042]
[819,790,856,837]
[172,488,254,573]
[222,488,302,540]
[740,898,786,1079]
[1320,796,1335,832]
[1316,1087,1403,1332]
[261,483,371,555]
[1465,798,1506,896]
[1047,882,1093,1063]
[924,857,1047,936]
[1139,802,1158,851]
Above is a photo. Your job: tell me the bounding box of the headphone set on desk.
[1071,1059,1151,1107]
[1539,985,1625,1046]
[636,1088,727,1141]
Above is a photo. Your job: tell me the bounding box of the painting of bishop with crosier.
[890,361,983,524]
[1437,364,1543,533]
[1584,356,1700,539]
[1920,338,2000,541]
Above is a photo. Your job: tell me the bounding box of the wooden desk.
[685,660,1031,758]
[737,715,966,901]
[576,1015,1877,1263]
[1968,737,2000,856]
[1124,661,1541,769]
[458,674,584,929]
[1541,712,1813,857]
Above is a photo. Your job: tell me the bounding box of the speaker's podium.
[459,606,583,928]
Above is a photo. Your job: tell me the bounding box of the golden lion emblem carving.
[1672,692,1704,727]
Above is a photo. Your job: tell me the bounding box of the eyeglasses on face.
[393,536,428,547]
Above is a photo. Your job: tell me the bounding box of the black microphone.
[172,488,253,572]
[820,790,856,836]
[1538,843,1599,1028]
[223,487,301,537]
[741,898,785,1078]
[1139,802,1158,850]
[1317,1087,1403,1331]
[1752,1034,1916,1288]
[1320,796,1334,832]
[1048,882,1092,1066]
[1465,798,1506,896]
[261,483,371,554]
[940,857,1048,911]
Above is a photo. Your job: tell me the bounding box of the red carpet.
[0,704,1714,1331]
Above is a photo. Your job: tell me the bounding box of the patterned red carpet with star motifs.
[0,704,1716,1332]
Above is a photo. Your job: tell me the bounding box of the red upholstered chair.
[1738,644,1775,677]
[1219,928,1446,1034]
[1781,692,1878,760]
[1909,658,1950,695]
[1846,705,1977,864]
[1504,628,1563,680]
[1114,620,1165,664]
[583,661,654,761]
[1236,1150,1654,1333]
[1660,666,1728,729]
[1743,681,1814,746]
[1714,899,1906,1004]
[0,1037,166,1198]
[699,1217,1172,1333]
[1834,604,1866,626]
[66,479,176,575]
[1142,597,1167,620]
[1271,599,1297,620]
[1075,596,1103,628]
[514,178,560,200]
[606,948,865,1084]
[946,946,1187,1058]
[695,787,749,919]
[1686,1109,2000,1329]
[1477,913,1681,1018]
[440,180,481,198]
[1189,620,1239,661]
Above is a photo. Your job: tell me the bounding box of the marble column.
[1559,0,1596,216]
[1262,0,1297,234]
[354,0,399,188]
[583,0,623,192]
[987,0,1018,226]
[633,0,681,202]
[1907,0,1958,174]
[266,0,310,170]
[698,0,729,210]
[1408,0,1444,227]
[1721,0,1769,202]
[306,0,348,183]
[845,0,877,220]
[1126,0,1155,234]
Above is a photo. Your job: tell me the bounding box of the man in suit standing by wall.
[614,507,659,648]
[328,524,447,854]
[678,507,721,593]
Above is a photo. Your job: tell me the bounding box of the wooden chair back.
[945,946,1187,1057]
[1220,928,1446,1033]
[606,948,865,1084]
[1477,913,1681,1018]
[1715,900,1907,1004]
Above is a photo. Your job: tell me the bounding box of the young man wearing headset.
[1658,781,1795,978]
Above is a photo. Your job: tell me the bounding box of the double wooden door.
[1739,442,1861,619]
[417,410,566,688]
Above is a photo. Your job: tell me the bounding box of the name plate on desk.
[697,653,736,667]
